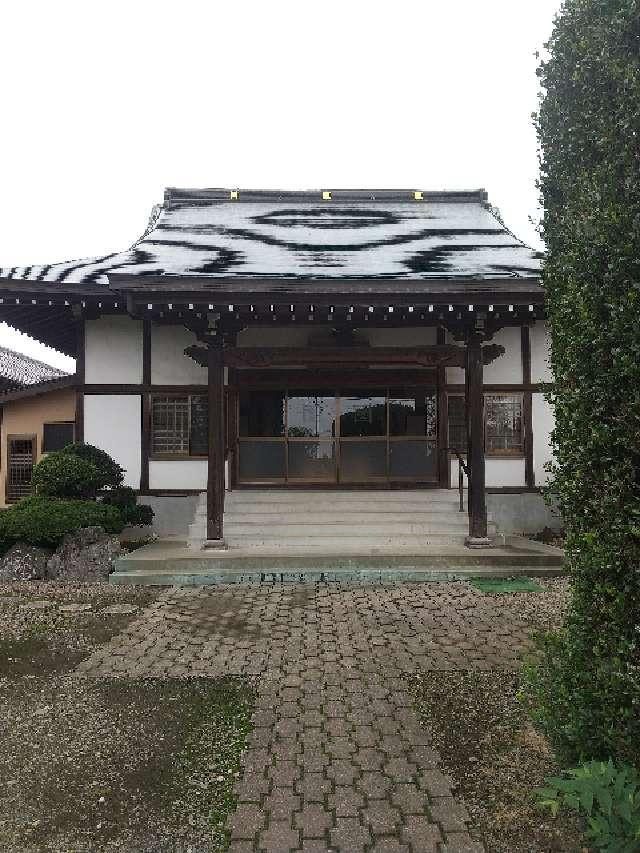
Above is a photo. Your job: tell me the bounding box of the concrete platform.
[110,536,564,585]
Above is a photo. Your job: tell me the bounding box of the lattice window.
[7,437,35,502]
[151,395,208,456]
[484,394,523,454]
[151,396,190,455]
[447,395,466,452]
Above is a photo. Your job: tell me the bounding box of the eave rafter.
[0,273,544,359]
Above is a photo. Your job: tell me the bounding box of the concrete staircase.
[110,489,564,585]
[188,489,498,553]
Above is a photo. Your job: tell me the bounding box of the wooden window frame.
[42,421,75,454]
[446,392,525,458]
[484,393,525,457]
[150,393,208,460]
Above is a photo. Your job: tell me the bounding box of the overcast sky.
[0,0,561,371]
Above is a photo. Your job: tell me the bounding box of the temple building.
[0,188,558,572]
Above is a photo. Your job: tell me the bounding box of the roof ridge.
[164,187,490,207]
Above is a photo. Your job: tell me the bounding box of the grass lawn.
[0,582,254,852]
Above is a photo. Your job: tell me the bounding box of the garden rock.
[0,543,52,581]
[46,527,122,582]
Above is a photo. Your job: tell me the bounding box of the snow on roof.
[0,189,542,290]
[0,346,69,392]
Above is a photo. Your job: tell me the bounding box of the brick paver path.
[78,582,534,851]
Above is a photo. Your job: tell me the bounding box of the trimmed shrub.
[523,0,640,766]
[31,453,104,499]
[100,486,154,527]
[0,496,125,549]
[61,443,124,489]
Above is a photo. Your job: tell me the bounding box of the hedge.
[523,0,640,766]
[0,496,126,549]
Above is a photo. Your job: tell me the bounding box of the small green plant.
[100,486,154,527]
[537,760,640,853]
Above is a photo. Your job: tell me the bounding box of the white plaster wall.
[446,326,524,385]
[84,395,141,488]
[445,329,465,385]
[85,316,143,384]
[450,456,526,488]
[486,457,526,487]
[483,326,523,384]
[151,324,208,385]
[532,393,555,485]
[149,460,208,490]
[531,321,553,383]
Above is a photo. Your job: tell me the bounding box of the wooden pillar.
[521,325,535,488]
[465,331,491,546]
[140,319,151,492]
[74,314,85,443]
[436,326,449,487]
[205,338,226,545]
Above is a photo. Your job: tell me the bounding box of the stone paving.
[76,582,536,852]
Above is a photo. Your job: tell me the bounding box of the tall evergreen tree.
[526,0,640,764]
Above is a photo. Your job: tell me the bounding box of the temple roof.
[0,346,69,394]
[0,189,541,291]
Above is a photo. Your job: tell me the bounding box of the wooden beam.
[140,319,152,491]
[465,332,490,546]
[521,325,535,488]
[436,326,449,487]
[221,345,469,369]
[74,316,85,443]
[108,272,544,301]
[205,340,226,544]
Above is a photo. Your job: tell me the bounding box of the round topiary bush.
[31,452,104,499]
[61,443,124,490]
[0,496,125,549]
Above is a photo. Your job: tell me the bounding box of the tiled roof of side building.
[0,188,542,291]
[0,346,69,394]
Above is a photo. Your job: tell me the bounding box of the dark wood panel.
[235,369,438,388]
[82,384,208,394]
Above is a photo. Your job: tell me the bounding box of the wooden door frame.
[230,373,444,488]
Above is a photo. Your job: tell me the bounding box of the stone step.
[222,511,470,524]
[222,535,487,549]
[223,521,477,537]
[225,489,460,504]
[220,503,464,516]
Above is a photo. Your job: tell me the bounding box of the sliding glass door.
[237,385,438,484]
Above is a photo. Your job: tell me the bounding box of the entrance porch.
[110,487,564,584]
